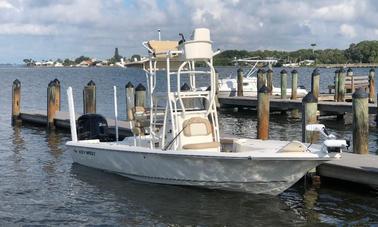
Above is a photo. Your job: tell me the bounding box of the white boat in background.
[218,58,308,97]
[65,28,345,195]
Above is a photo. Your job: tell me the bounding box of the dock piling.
[368,68,375,103]
[334,69,339,101]
[11,79,21,125]
[237,68,244,96]
[352,88,369,154]
[53,79,61,111]
[257,69,266,92]
[347,68,354,93]
[337,68,346,102]
[83,80,96,114]
[257,85,270,140]
[280,69,287,99]
[135,83,146,107]
[47,80,58,128]
[290,70,299,118]
[311,69,320,100]
[125,82,135,121]
[266,69,273,95]
[181,83,193,109]
[302,92,318,143]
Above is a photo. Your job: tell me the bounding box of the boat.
[65,28,346,195]
[218,58,308,97]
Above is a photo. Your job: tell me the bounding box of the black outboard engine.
[77,114,111,142]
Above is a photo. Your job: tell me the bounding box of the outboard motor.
[77,114,110,141]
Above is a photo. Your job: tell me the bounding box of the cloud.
[0,0,377,63]
[339,24,357,38]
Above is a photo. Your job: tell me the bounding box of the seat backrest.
[182,117,212,137]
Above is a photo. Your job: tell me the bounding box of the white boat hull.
[67,141,328,195]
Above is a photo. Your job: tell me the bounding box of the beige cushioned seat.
[181,117,219,150]
[183,141,220,149]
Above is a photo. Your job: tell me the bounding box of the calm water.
[0,66,377,226]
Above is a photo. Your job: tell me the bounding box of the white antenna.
[67,87,77,142]
[113,86,119,142]
[158,29,161,41]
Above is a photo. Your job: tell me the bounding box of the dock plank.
[318,152,378,187]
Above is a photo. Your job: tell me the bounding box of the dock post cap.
[48,80,55,86]
[53,78,60,85]
[334,69,340,73]
[180,83,190,91]
[352,87,368,99]
[257,68,265,74]
[87,80,96,86]
[135,83,146,91]
[125,81,134,88]
[312,68,320,76]
[206,86,211,91]
[302,92,317,103]
[13,79,21,86]
[347,67,353,73]
[258,85,270,94]
[291,69,298,74]
[339,68,345,73]
[237,67,243,73]
[280,69,287,74]
[369,68,375,73]
[267,68,273,73]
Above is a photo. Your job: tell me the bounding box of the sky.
[0,0,377,63]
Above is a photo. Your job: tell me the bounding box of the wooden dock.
[219,96,377,114]
[318,152,378,188]
[20,110,132,137]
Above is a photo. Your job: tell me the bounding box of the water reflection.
[43,130,63,175]
[70,164,305,226]
[11,125,25,161]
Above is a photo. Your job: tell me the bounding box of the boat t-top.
[65,28,345,195]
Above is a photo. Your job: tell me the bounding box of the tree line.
[213,40,378,66]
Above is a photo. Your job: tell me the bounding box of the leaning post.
[311,68,320,100]
[237,68,244,96]
[257,85,270,140]
[301,92,318,143]
[83,80,96,114]
[135,83,146,107]
[47,80,57,129]
[125,82,135,121]
[337,68,346,102]
[352,88,369,154]
[280,69,287,99]
[11,79,21,125]
[368,68,375,103]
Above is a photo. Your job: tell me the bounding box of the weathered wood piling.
[237,68,243,96]
[290,70,299,118]
[125,82,135,121]
[53,79,61,111]
[266,69,273,95]
[334,69,339,101]
[257,85,270,140]
[301,92,318,143]
[135,83,146,107]
[257,69,266,92]
[352,88,369,154]
[280,69,287,99]
[11,79,21,125]
[347,68,354,93]
[311,69,320,100]
[83,80,96,114]
[47,80,60,128]
[368,68,375,103]
[337,68,346,102]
